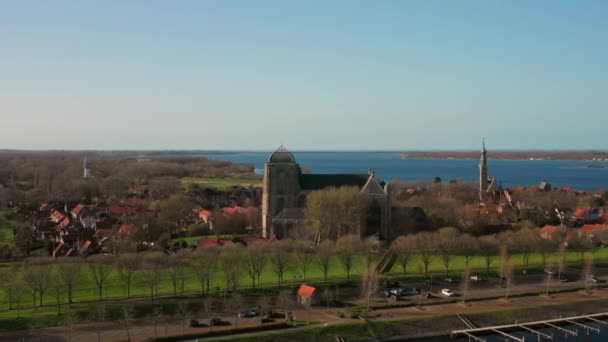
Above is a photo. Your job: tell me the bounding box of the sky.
[0,1,607,151]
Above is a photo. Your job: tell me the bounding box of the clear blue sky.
[1,1,606,150]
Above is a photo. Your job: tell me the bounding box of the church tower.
[261,146,301,238]
[83,156,92,179]
[479,140,488,201]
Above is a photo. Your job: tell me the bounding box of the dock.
[451,312,607,341]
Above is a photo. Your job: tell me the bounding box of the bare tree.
[461,265,471,305]
[191,247,219,295]
[391,235,414,277]
[504,261,513,301]
[293,240,315,281]
[317,240,334,281]
[269,241,291,286]
[226,293,244,329]
[479,235,498,273]
[121,304,134,341]
[23,258,52,307]
[57,258,82,308]
[115,253,140,298]
[557,243,568,280]
[545,261,553,297]
[167,252,188,296]
[177,301,190,335]
[584,255,595,293]
[415,231,436,277]
[10,276,26,318]
[244,243,267,288]
[276,289,294,317]
[361,261,380,312]
[336,234,360,279]
[140,252,166,303]
[0,264,19,310]
[458,233,480,270]
[90,303,106,342]
[50,270,65,315]
[222,246,243,292]
[87,255,113,301]
[437,227,459,276]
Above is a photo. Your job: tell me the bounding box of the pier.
[451,312,608,341]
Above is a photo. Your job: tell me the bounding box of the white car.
[441,288,454,297]
[470,275,482,281]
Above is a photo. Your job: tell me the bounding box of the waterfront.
[203,152,608,190]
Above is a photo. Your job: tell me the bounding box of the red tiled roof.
[118,224,138,235]
[199,209,213,217]
[580,224,608,234]
[72,204,85,215]
[574,208,588,218]
[52,243,64,257]
[297,284,316,297]
[223,206,249,216]
[80,240,92,253]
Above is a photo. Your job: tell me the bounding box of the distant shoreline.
[400,151,608,162]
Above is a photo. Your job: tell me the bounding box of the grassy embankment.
[180,177,262,190]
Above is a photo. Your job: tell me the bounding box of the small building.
[297,284,318,306]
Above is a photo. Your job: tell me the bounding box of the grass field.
[0,212,16,247]
[180,177,262,190]
[170,234,249,245]
[1,247,607,318]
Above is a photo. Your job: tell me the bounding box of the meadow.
[180,177,262,190]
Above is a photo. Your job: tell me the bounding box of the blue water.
[202,152,608,191]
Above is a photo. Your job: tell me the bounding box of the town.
[1,146,608,341]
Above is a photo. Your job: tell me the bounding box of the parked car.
[412,288,421,295]
[389,288,405,297]
[189,319,208,328]
[470,275,482,281]
[239,308,260,318]
[423,292,433,299]
[444,277,455,284]
[559,275,569,282]
[384,281,400,288]
[544,269,556,276]
[587,275,600,284]
[209,317,228,326]
[441,289,454,297]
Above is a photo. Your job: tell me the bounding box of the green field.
[0,212,16,246]
[180,177,262,190]
[1,247,607,318]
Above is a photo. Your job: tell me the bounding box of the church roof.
[268,146,296,163]
[299,174,370,190]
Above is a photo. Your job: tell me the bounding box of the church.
[261,146,392,240]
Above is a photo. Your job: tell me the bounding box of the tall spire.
[479,139,488,201]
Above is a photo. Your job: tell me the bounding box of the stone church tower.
[261,146,301,236]
[479,140,488,201]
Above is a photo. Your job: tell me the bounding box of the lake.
[202,152,608,191]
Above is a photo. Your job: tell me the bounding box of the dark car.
[412,288,421,295]
[188,319,208,328]
[559,275,569,282]
[209,317,229,326]
[423,292,433,299]
[384,281,400,288]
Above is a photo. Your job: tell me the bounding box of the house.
[118,224,138,236]
[198,209,213,223]
[539,225,564,241]
[296,284,318,306]
[71,204,86,219]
